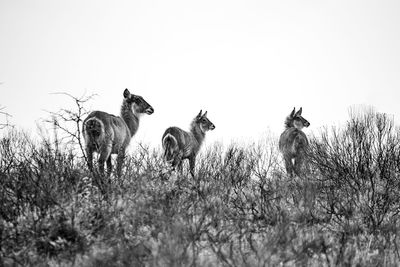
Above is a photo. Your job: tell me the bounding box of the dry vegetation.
[1,102,400,266]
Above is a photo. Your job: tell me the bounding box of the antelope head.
[289,107,310,130]
[196,110,215,133]
[123,88,154,115]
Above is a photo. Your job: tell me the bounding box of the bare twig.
[45,91,96,162]
[0,106,13,130]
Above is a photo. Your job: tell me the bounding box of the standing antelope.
[279,107,310,177]
[162,110,215,176]
[83,88,154,176]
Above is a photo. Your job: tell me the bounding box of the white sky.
[1,0,400,147]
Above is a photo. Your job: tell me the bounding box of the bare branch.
[44,91,96,161]
[0,105,14,130]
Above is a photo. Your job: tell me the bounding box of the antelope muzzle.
[145,106,154,115]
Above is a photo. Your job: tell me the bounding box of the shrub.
[308,109,400,234]
[1,107,400,266]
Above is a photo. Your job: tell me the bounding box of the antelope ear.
[290,107,296,117]
[203,111,208,117]
[197,110,203,118]
[296,107,303,116]
[123,88,131,98]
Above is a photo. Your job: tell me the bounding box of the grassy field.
[1,109,400,266]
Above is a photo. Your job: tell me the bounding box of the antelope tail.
[84,118,104,147]
[162,133,177,162]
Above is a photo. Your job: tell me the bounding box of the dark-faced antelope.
[279,107,310,177]
[83,88,154,176]
[162,110,215,176]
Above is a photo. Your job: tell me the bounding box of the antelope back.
[83,111,130,153]
[162,127,189,152]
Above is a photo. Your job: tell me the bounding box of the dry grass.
[1,109,400,266]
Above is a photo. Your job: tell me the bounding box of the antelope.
[162,110,215,176]
[279,107,310,177]
[83,88,154,176]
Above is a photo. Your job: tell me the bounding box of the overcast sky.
[1,0,400,147]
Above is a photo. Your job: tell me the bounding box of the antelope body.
[83,88,154,176]
[162,110,215,176]
[279,107,310,177]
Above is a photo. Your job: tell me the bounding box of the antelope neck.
[121,101,140,137]
[190,122,205,146]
